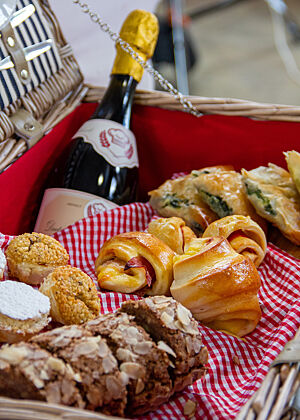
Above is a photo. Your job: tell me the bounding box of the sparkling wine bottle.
[34,10,159,235]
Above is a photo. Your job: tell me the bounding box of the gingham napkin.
[0,202,299,420]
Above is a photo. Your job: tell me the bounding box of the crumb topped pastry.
[121,296,208,393]
[0,280,50,343]
[0,248,6,279]
[0,342,84,407]
[39,266,100,325]
[5,232,69,285]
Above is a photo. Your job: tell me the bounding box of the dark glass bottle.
[34,10,159,235]
[63,74,138,205]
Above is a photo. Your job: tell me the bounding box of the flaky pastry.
[95,231,175,295]
[242,163,300,245]
[148,217,196,254]
[5,232,69,285]
[203,215,267,267]
[0,280,50,343]
[39,266,100,325]
[170,237,262,337]
[191,166,267,230]
[148,175,218,235]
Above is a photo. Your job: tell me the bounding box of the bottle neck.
[91,74,138,127]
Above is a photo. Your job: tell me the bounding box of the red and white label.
[34,188,119,235]
[75,120,139,168]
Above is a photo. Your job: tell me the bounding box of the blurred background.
[51,0,300,106]
[153,0,300,105]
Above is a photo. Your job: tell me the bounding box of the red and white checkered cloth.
[0,202,299,420]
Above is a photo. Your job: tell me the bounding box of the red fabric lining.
[1,102,299,235]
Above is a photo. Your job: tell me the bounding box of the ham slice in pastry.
[148,217,196,254]
[170,237,262,337]
[95,232,174,295]
[148,175,218,235]
[202,215,267,267]
[242,163,300,245]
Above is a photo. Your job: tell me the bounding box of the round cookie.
[39,266,101,325]
[5,232,69,285]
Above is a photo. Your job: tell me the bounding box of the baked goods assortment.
[96,231,175,295]
[0,280,50,343]
[0,297,208,417]
[39,266,101,325]
[148,216,196,254]
[170,237,262,337]
[5,232,69,285]
[202,215,267,267]
[284,150,300,195]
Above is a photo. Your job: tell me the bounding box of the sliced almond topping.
[23,365,44,389]
[135,378,145,394]
[184,399,197,417]
[106,375,123,399]
[157,341,177,358]
[0,345,28,365]
[176,304,191,326]
[72,337,99,358]
[97,340,109,358]
[116,348,137,362]
[47,356,65,374]
[134,341,153,355]
[102,354,117,373]
[161,311,174,327]
[120,362,144,380]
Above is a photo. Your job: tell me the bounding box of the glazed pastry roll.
[242,163,300,245]
[148,174,218,235]
[148,217,196,254]
[95,232,175,295]
[284,150,300,195]
[170,237,262,337]
[203,215,267,267]
[191,166,267,230]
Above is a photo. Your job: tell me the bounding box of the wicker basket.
[0,2,299,419]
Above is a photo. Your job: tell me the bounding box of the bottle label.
[74,120,139,168]
[34,188,119,235]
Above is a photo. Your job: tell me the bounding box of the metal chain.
[72,0,202,117]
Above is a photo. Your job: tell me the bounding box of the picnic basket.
[0,1,299,420]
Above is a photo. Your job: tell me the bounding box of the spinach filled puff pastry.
[242,163,300,245]
[95,232,174,295]
[148,175,218,235]
[191,166,266,230]
[203,215,267,267]
[170,237,262,337]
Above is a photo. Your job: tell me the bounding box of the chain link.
[72,0,202,117]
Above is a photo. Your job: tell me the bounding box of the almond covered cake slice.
[85,311,173,416]
[120,296,209,393]
[30,324,127,417]
[0,341,83,407]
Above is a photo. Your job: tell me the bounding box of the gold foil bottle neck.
[111,9,159,82]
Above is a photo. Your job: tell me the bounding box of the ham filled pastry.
[147,217,196,254]
[95,232,174,295]
[202,215,267,267]
[170,237,262,337]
